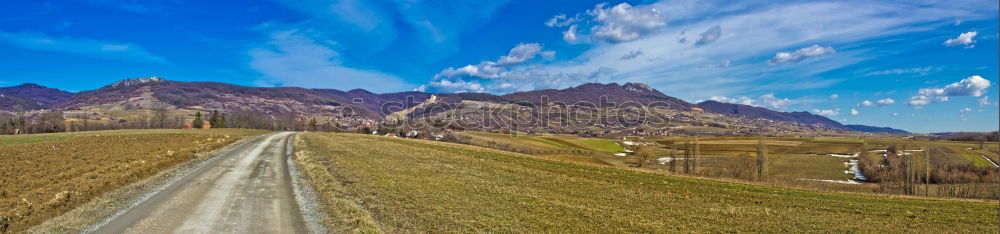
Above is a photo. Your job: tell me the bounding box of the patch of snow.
[657,157,672,164]
[798,179,863,184]
[846,159,867,181]
[614,153,627,157]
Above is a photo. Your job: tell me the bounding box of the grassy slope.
[296,133,998,233]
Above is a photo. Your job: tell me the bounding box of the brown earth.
[0,134,245,233]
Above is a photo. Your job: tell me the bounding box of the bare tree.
[756,134,768,181]
[668,146,677,173]
[635,145,651,167]
[692,136,700,174]
[683,139,692,174]
[153,108,171,129]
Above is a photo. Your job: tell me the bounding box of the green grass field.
[295,132,998,233]
[569,138,627,152]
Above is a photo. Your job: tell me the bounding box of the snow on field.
[828,153,858,158]
[614,153,627,157]
[845,159,867,181]
[798,179,863,184]
[657,157,671,164]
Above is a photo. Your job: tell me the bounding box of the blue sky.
[0,0,997,133]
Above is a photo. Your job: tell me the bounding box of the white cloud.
[859,100,874,107]
[563,24,579,42]
[545,14,579,27]
[250,29,410,93]
[694,25,722,46]
[767,45,835,65]
[0,31,166,63]
[499,43,549,65]
[812,108,840,116]
[710,93,792,110]
[589,3,667,42]
[850,108,859,116]
[528,0,994,101]
[549,3,666,43]
[418,79,485,93]
[906,95,931,108]
[620,50,644,60]
[829,94,839,100]
[425,43,612,93]
[908,75,992,107]
[892,112,899,116]
[944,31,977,48]
[876,98,895,106]
[978,96,991,106]
[960,107,972,113]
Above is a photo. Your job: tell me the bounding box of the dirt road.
[88,132,318,233]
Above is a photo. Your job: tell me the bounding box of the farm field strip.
[295,132,998,233]
[0,129,268,233]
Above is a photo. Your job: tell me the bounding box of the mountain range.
[0,78,908,134]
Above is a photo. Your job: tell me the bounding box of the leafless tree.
[756,134,768,181]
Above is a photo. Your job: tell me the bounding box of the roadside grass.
[0,129,267,233]
[297,132,998,233]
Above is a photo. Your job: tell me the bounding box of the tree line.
[0,108,331,135]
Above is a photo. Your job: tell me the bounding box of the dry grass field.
[0,129,268,232]
[294,132,998,233]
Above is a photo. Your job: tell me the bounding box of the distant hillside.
[502,83,693,110]
[0,83,73,107]
[0,79,911,135]
[844,125,909,134]
[315,89,432,115]
[930,131,999,142]
[0,94,45,111]
[695,100,844,128]
[59,78,375,118]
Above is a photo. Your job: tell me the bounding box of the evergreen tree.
[193,112,204,128]
[209,110,221,127]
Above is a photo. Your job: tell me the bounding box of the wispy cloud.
[270,0,512,61]
[525,0,994,101]
[249,29,410,93]
[0,31,166,63]
[694,25,721,46]
[767,45,835,65]
[864,66,938,76]
[620,50,644,60]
